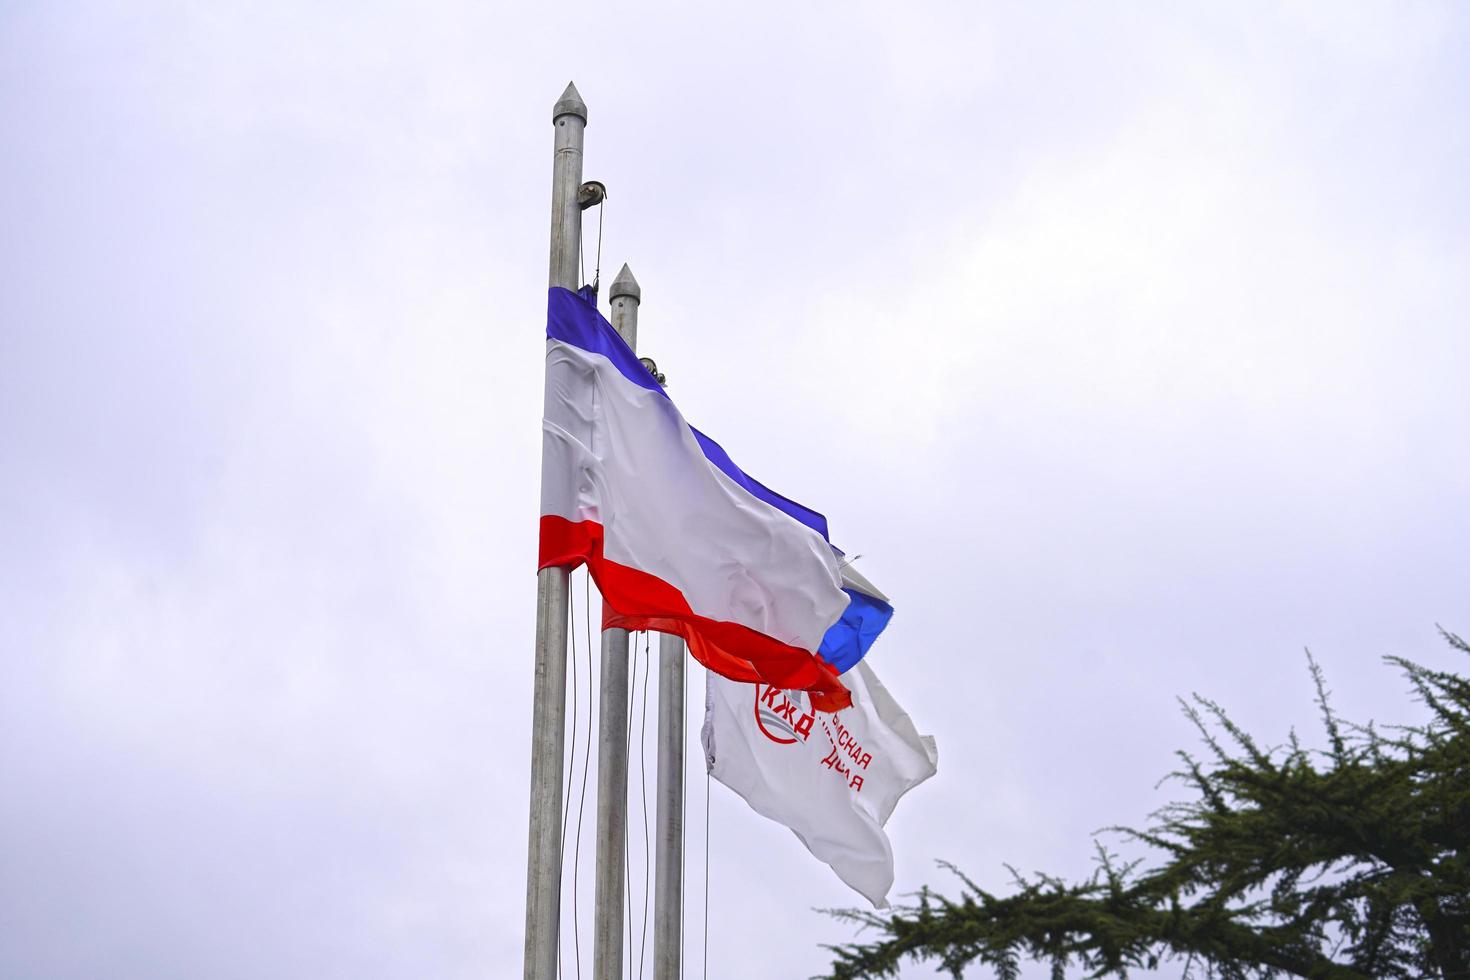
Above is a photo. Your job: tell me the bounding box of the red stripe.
[539,515,851,712]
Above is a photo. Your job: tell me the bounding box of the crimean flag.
[822,557,896,675]
[539,286,853,710]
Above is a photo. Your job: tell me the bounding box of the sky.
[2,2,1468,978]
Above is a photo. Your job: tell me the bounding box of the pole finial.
[553,82,588,124]
[610,263,641,303]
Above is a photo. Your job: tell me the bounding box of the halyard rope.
[703,766,711,980]
[680,658,688,978]
[577,198,606,293]
[569,571,595,980]
[557,573,576,980]
[625,634,636,978]
[637,632,652,978]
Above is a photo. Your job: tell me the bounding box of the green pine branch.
[820,632,1470,979]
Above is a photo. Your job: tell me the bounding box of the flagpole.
[591,263,641,979]
[653,630,686,979]
[524,81,586,980]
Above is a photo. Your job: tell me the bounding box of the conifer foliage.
[823,631,1470,979]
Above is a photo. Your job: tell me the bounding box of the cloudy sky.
[3,2,1468,978]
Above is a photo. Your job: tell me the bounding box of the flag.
[539,286,853,710]
[702,660,938,907]
[819,558,895,674]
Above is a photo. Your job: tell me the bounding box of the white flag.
[702,660,938,907]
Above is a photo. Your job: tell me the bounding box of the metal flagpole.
[524,81,586,980]
[592,263,641,979]
[652,630,686,979]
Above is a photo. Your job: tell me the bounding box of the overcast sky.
[3,2,1468,978]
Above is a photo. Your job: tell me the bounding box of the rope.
[625,633,636,980]
[680,654,688,979]
[637,632,652,979]
[703,768,711,980]
[616,631,654,980]
[594,199,605,290]
[570,571,596,980]
[577,199,606,293]
[557,573,577,980]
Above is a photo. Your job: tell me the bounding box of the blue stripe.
[687,427,830,541]
[548,286,667,396]
[818,588,895,674]
[547,287,830,541]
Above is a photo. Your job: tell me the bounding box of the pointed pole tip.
[553,82,588,123]
[610,263,641,303]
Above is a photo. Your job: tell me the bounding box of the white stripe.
[838,562,889,603]
[702,661,938,908]
[542,339,846,652]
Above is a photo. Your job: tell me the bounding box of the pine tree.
[823,630,1470,979]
